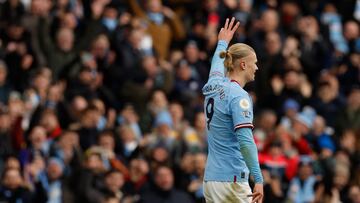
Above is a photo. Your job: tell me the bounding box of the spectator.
[262,168,285,203]
[75,149,107,203]
[174,152,194,191]
[279,98,300,131]
[290,106,317,155]
[335,86,360,134]
[0,168,32,203]
[2,20,35,92]
[20,126,51,165]
[123,158,150,199]
[100,169,126,201]
[269,69,312,112]
[146,110,179,154]
[140,165,194,203]
[259,140,288,180]
[33,157,74,203]
[76,106,100,151]
[173,59,203,114]
[343,20,359,52]
[117,104,142,140]
[310,72,345,127]
[296,15,330,83]
[287,156,317,203]
[183,40,209,83]
[120,55,174,111]
[116,125,140,164]
[127,0,186,59]
[51,130,81,168]
[187,152,206,203]
[254,109,278,151]
[249,8,281,55]
[309,116,336,156]
[256,31,283,106]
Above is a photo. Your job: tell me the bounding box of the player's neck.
[229,74,246,87]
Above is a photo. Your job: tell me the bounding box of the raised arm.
[209,17,240,79]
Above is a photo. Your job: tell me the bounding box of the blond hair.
[219,43,255,72]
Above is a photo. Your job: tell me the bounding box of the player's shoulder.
[229,81,249,99]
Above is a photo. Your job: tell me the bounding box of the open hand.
[218,17,240,44]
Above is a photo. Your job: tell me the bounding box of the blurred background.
[0,0,359,202]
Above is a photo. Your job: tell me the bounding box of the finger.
[250,192,260,196]
[251,195,261,203]
[228,17,235,30]
[231,21,240,33]
[250,192,261,202]
[259,196,263,203]
[246,192,259,197]
[224,18,229,30]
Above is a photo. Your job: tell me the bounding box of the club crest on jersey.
[239,99,250,110]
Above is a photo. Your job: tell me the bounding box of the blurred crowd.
[0,0,359,202]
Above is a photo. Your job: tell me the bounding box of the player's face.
[244,52,258,82]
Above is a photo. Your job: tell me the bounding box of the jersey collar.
[231,80,242,88]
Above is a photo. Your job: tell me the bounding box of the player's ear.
[240,61,246,70]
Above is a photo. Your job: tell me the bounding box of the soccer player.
[202,17,264,203]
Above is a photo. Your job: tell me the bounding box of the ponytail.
[219,50,234,72]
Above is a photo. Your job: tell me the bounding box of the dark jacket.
[0,186,33,203]
[140,186,194,203]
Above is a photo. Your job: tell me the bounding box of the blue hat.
[154,110,173,128]
[295,106,316,129]
[283,99,300,112]
[318,135,336,152]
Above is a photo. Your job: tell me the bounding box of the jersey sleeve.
[209,40,228,79]
[230,95,254,130]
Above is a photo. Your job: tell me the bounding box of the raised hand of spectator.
[271,75,284,95]
[299,75,312,98]
[218,17,240,44]
[21,54,33,70]
[159,59,173,72]
[24,156,46,181]
[162,6,175,19]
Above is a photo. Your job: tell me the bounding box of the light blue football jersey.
[203,40,254,182]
